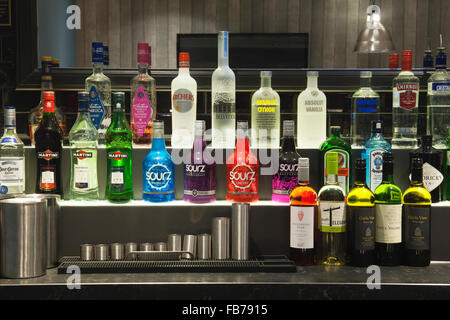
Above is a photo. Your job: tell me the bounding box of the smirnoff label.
[394,83,419,110]
[132,86,152,137]
[172,89,194,113]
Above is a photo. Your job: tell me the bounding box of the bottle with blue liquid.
[362,120,391,192]
[143,121,175,202]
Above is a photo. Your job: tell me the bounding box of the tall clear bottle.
[427,39,450,149]
[251,71,280,148]
[392,50,420,148]
[143,121,175,203]
[351,71,380,147]
[171,52,197,149]
[85,42,111,145]
[297,71,327,148]
[317,152,346,266]
[212,31,236,149]
[131,43,156,145]
[69,92,99,200]
[0,106,25,195]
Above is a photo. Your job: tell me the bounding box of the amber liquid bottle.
[289,158,318,266]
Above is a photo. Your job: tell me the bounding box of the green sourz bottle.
[105,92,133,202]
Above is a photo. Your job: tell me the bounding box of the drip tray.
[57,255,296,273]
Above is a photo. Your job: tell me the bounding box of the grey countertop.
[1,262,450,300]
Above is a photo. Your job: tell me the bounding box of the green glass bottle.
[320,126,352,194]
[374,152,402,266]
[346,158,376,267]
[105,92,133,202]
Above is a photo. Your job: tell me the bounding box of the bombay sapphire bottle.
[143,121,175,202]
[184,120,216,203]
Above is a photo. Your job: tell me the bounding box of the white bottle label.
[422,162,443,192]
[172,89,194,113]
[41,171,55,184]
[0,158,24,184]
[369,148,385,191]
[290,206,314,249]
[111,171,124,185]
[318,201,346,233]
[73,165,90,190]
[375,204,402,244]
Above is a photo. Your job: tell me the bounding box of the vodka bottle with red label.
[34,91,63,195]
[130,43,156,145]
[226,121,259,202]
[171,52,197,148]
[392,50,420,148]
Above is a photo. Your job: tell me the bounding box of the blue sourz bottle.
[143,120,175,202]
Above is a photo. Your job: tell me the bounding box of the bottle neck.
[218,34,229,67]
[422,143,432,152]
[138,63,149,75]
[93,62,104,74]
[111,107,127,127]
[360,77,371,88]
[236,136,250,153]
[411,168,424,187]
[371,131,382,139]
[261,76,271,88]
[307,76,318,89]
[382,164,394,184]
[178,67,190,75]
[354,168,367,186]
[281,136,295,152]
[326,173,338,185]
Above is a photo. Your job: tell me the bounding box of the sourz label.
[272,163,298,195]
[405,206,430,250]
[422,162,444,192]
[37,150,59,160]
[132,86,152,137]
[89,86,105,129]
[185,164,206,177]
[213,102,236,120]
[356,98,378,113]
[229,163,256,190]
[172,89,194,113]
[146,163,172,191]
[354,207,375,251]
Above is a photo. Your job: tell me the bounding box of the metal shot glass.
[139,243,154,260]
[168,234,182,251]
[125,242,138,260]
[155,242,167,251]
[212,217,230,259]
[80,244,94,261]
[182,235,197,259]
[197,234,211,260]
[232,203,250,260]
[110,243,124,261]
[94,244,109,261]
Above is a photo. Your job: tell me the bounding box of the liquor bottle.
[410,135,443,203]
[403,157,431,267]
[130,43,156,145]
[317,152,346,266]
[427,41,450,148]
[392,50,420,149]
[0,106,25,195]
[68,92,99,200]
[320,126,352,194]
[212,31,236,149]
[251,71,280,148]
[351,71,380,147]
[143,121,175,203]
[171,52,197,149]
[29,56,66,143]
[297,71,327,148]
[34,91,63,195]
[184,120,216,203]
[226,121,259,203]
[289,158,318,266]
[105,92,133,203]
[346,159,376,267]
[374,152,402,266]
[272,120,300,203]
[361,120,391,192]
[85,42,111,144]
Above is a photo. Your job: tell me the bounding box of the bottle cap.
[4,106,15,128]
[179,52,190,68]
[389,53,399,69]
[371,120,383,133]
[360,71,372,78]
[401,50,413,71]
[260,71,272,77]
[42,56,52,62]
[92,42,104,63]
[326,152,339,176]
[282,120,295,137]
[330,126,341,135]
[137,43,148,65]
[307,71,319,77]
[298,158,310,182]
[421,135,432,146]
[103,45,109,66]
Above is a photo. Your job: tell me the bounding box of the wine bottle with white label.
[346,158,376,267]
[403,157,431,267]
[409,135,443,203]
[374,152,402,266]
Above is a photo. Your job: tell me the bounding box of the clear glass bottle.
[374,152,403,266]
[131,43,156,146]
[346,158,376,267]
[211,31,236,149]
[171,52,197,149]
[351,71,380,147]
[289,158,318,266]
[251,71,280,148]
[403,157,431,267]
[69,92,99,200]
[361,120,391,192]
[392,50,420,149]
[427,43,450,149]
[297,71,327,148]
[143,121,175,203]
[85,42,111,145]
[317,152,346,266]
[0,106,25,195]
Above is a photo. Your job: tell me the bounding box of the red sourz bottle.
[226,121,259,202]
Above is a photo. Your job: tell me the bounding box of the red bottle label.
[227,162,258,195]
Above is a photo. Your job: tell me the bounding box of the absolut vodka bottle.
[85,42,111,145]
[143,121,175,202]
[184,120,216,203]
[272,120,300,203]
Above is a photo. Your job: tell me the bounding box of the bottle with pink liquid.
[272,120,300,203]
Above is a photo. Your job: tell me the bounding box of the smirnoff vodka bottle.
[297,71,326,149]
[212,31,236,149]
[172,52,197,149]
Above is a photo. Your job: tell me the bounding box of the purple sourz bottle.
[183,120,216,203]
[272,120,300,203]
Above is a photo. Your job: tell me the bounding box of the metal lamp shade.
[354,25,395,53]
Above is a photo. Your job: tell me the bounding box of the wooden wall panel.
[74,0,449,69]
